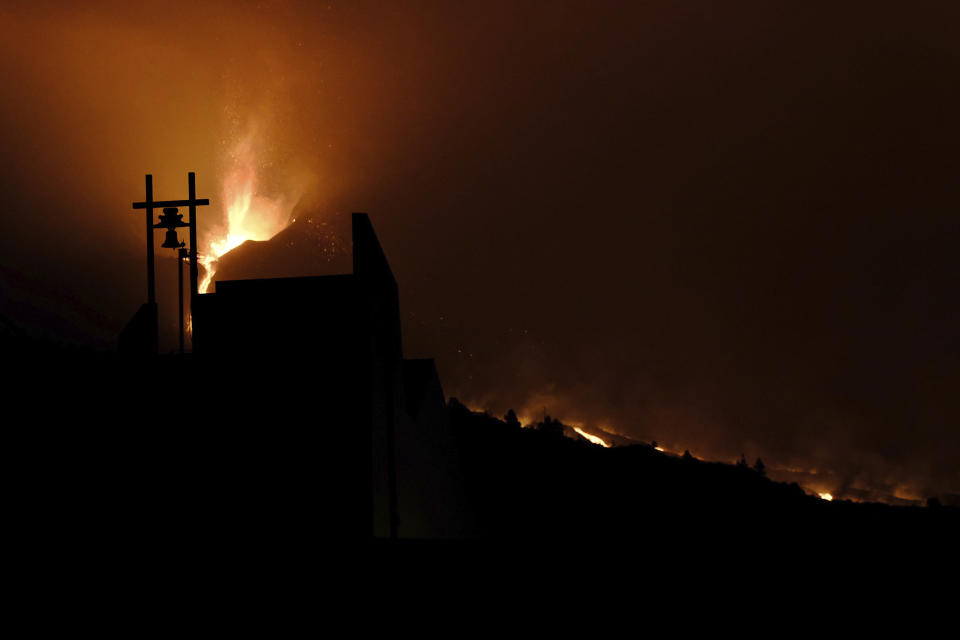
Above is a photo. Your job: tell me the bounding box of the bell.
[157,207,184,228]
[162,228,184,249]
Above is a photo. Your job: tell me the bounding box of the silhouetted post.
[144,174,156,304]
[124,173,160,355]
[187,172,199,299]
[178,247,188,354]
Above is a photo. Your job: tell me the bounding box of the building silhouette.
[191,213,467,539]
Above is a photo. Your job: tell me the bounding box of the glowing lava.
[819,492,834,501]
[573,427,611,448]
[198,133,298,294]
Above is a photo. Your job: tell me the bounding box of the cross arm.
[132,198,210,210]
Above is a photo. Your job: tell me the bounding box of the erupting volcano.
[198,132,302,295]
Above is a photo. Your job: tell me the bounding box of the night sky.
[2,1,959,503]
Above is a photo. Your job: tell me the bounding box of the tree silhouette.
[504,409,521,429]
[753,458,766,476]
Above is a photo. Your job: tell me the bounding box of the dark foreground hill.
[6,331,957,566]
[445,399,959,549]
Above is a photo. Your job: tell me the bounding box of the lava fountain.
[198,134,299,294]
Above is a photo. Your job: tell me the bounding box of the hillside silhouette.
[207,214,351,285]
[445,398,959,545]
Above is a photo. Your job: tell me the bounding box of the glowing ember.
[198,132,298,294]
[819,492,834,501]
[654,446,665,452]
[573,427,610,448]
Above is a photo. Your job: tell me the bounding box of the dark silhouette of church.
[190,213,468,540]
